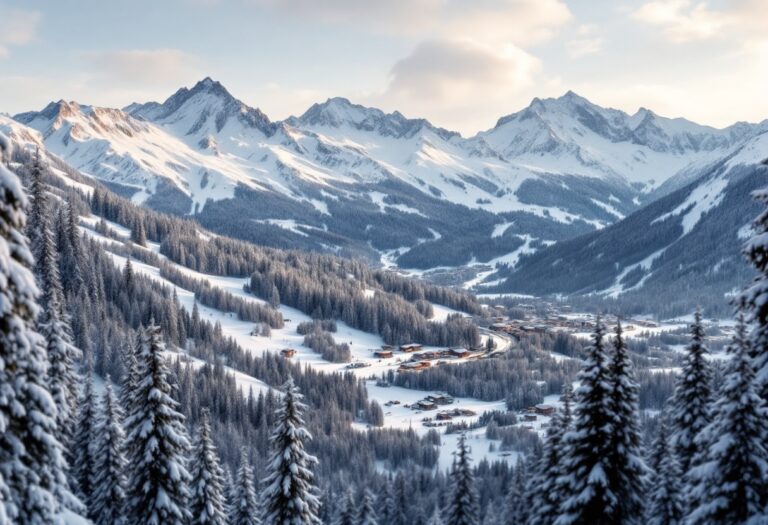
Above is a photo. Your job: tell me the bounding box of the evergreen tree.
[377,481,395,525]
[646,417,683,525]
[607,322,647,523]
[505,457,526,524]
[358,489,378,525]
[124,323,191,525]
[335,490,355,525]
[743,186,768,403]
[262,377,321,525]
[58,200,84,296]
[445,435,479,525]
[527,384,572,525]
[120,330,143,415]
[37,212,79,447]
[0,132,75,523]
[132,218,147,246]
[124,257,134,292]
[669,310,712,475]
[72,365,98,512]
[428,507,444,525]
[90,378,127,525]
[555,319,617,525]
[190,410,228,525]
[231,449,260,525]
[25,148,46,259]
[686,313,768,525]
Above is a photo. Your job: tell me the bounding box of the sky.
[1,0,767,135]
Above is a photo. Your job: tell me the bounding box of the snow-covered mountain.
[476,90,755,192]
[492,128,768,312]
[10,78,765,275]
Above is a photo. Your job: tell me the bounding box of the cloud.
[633,0,768,44]
[254,0,572,46]
[88,49,200,87]
[375,38,550,134]
[0,6,40,59]
[567,25,603,57]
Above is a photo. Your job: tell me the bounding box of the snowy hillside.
[492,129,768,313]
[10,79,765,275]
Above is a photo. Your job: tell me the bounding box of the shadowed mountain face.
[491,130,768,313]
[10,78,766,281]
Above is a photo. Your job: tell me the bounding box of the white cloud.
[0,6,40,59]
[633,0,768,44]
[374,38,549,134]
[88,49,200,87]
[566,25,603,57]
[254,0,572,46]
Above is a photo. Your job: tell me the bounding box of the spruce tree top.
[687,312,768,524]
[262,376,321,525]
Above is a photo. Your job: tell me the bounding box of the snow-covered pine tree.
[607,322,647,523]
[131,218,147,247]
[25,148,46,259]
[58,199,84,296]
[527,384,572,525]
[261,377,321,525]
[124,323,191,525]
[0,131,75,523]
[669,309,712,475]
[231,449,260,525]
[124,257,134,292]
[120,329,143,415]
[376,481,395,525]
[358,489,378,525]
[335,490,356,525]
[90,377,127,525]
[742,186,768,403]
[445,435,479,525]
[428,507,444,525]
[646,417,683,525]
[190,409,228,525]
[685,312,768,525]
[72,364,98,511]
[37,211,80,448]
[505,456,526,525]
[223,465,236,522]
[555,319,617,525]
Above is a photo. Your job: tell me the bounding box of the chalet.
[280,348,296,358]
[400,343,423,352]
[426,394,454,405]
[533,404,556,416]
[441,408,477,417]
[490,323,513,333]
[449,348,472,359]
[381,344,395,351]
[373,349,394,359]
[399,361,431,371]
[412,351,441,361]
[523,414,538,422]
[415,400,437,411]
[436,413,453,421]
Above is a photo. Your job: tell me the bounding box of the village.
[486,303,662,339]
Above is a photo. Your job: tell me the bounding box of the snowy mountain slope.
[491,129,768,312]
[476,91,756,193]
[10,79,765,274]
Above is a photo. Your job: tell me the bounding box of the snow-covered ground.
[79,215,522,470]
[360,382,530,471]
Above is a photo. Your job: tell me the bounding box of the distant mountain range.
[5,78,768,302]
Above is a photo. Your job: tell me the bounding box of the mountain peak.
[189,76,232,99]
[294,97,459,140]
[128,77,276,137]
